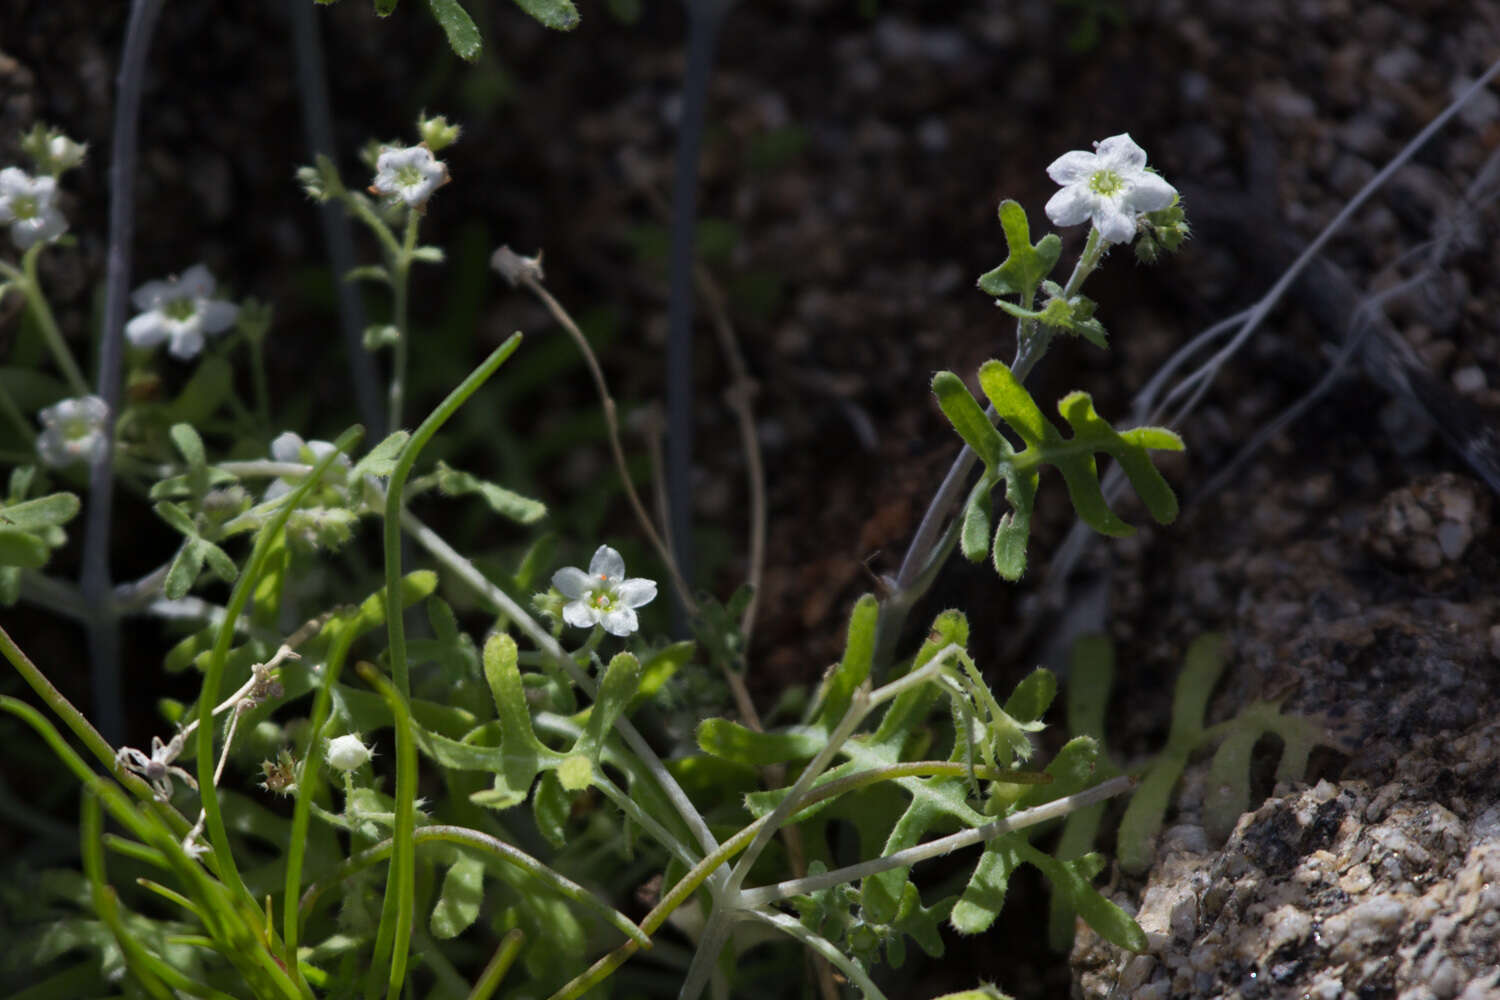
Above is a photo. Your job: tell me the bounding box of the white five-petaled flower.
[1044,133,1177,245]
[263,431,351,500]
[36,395,110,468]
[369,144,449,209]
[125,264,240,360]
[327,733,375,772]
[552,545,658,637]
[0,166,67,250]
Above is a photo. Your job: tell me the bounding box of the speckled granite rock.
[1073,720,1500,999]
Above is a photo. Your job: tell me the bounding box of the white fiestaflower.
[552,544,658,637]
[1044,133,1177,244]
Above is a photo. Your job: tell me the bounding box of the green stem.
[386,211,419,431]
[282,623,358,963]
[0,623,123,776]
[3,250,90,395]
[0,373,34,442]
[384,332,521,697]
[358,663,419,1000]
[466,929,526,1000]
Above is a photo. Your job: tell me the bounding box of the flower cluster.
[551,545,658,637]
[125,264,240,360]
[36,395,110,468]
[1044,133,1176,245]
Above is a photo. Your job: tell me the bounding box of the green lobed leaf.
[635,640,694,704]
[960,476,994,563]
[0,492,79,531]
[200,540,239,585]
[871,609,968,744]
[950,837,1019,935]
[0,529,48,569]
[1168,632,1226,747]
[575,651,640,762]
[531,771,570,848]
[957,359,1182,572]
[1203,722,1258,843]
[478,633,556,802]
[1117,747,1191,876]
[351,431,410,479]
[696,719,824,765]
[1020,841,1146,952]
[976,200,1061,301]
[932,371,1005,467]
[1003,667,1057,724]
[153,500,198,538]
[817,593,878,727]
[429,854,484,939]
[511,0,579,30]
[991,468,1037,581]
[169,423,206,470]
[426,0,482,59]
[436,461,547,524]
[164,539,207,600]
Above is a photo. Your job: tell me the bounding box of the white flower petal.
[552,567,593,599]
[1093,133,1146,172]
[588,545,626,582]
[1045,150,1100,185]
[1121,171,1176,213]
[168,329,205,360]
[125,312,170,348]
[600,607,639,637]
[179,264,216,298]
[1093,206,1137,245]
[562,601,601,629]
[131,278,171,311]
[614,578,657,609]
[270,431,305,462]
[198,300,239,335]
[1045,186,1096,228]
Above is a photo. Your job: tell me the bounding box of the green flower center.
[395,165,425,189]
[591,588,617,611]
[62,416,93,441]
[1087,169,1124,197]
[164,297,198,322]
[11,194,38,221]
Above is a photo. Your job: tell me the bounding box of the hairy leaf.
[950,838,1020,934]
[436,461,547,524]
[511,0,579,30]
[426,0,481,60]
[429,854,484,939]
[935,359,1182,581]
[0,491,79,530]
[976,200,1061,301]
[697,719,824,765]
[817,593,877,727]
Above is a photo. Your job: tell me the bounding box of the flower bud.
[327,733,374,772]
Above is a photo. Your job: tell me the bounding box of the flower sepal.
[1133,196,1191,264]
